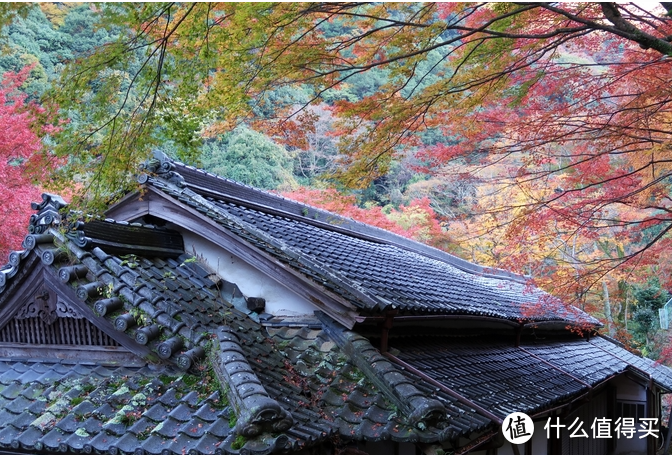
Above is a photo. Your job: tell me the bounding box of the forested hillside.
[1,3,672,361]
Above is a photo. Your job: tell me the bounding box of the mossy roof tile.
[3,186,672,455]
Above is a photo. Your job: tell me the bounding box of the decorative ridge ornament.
[28,193,68,234]
[64,220,92,249]
[138,150,185,187]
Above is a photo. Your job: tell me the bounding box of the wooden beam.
[104,191,149,221]
[0,344,146,367]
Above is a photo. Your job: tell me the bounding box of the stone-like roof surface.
[0,169,669,455]
[391,335,672,421]
[0,195,494,454]
[136,153,599,327]
[0,360,231,455]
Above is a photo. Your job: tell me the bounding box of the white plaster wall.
[614,375,647,402]
[176,227,319,316]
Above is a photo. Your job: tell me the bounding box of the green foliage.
[231,435,247,450]
[627,278,670,358]
[201,126,297,190]
[634,279,670,311]
[0,4,111,99]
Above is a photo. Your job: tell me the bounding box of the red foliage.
[282,187,453,250]
[0,67,57,260]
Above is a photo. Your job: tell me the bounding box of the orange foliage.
[282,187,453,250]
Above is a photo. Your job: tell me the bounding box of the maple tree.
[0,66,57,259]
[38,3,672,310]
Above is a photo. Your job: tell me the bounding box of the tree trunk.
[603,280,616,336]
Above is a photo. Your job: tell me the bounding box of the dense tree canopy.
[201,126,297,190]
[0,2,669,318]
[0,66,57,259]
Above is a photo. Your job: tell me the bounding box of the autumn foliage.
[0,66,56,259]
[11,2,672,354]
[282,187,453,251]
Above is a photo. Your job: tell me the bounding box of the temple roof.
[0,157,668,455]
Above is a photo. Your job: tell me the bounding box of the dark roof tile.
[101,419,128,437]
[38,427,66,450]
[143,403,169,422]
[89,430,118,452]
[0,369,23,383]
[113,432,142,454]
[127,417,155,436]
[14,425,42,450]
[188,433,222,455]
[192,404,221,423]
[0,382,23,400]
[203,418,230,438]
[135,434,169,455]
[167,403,194,423]
[152,417,183,438]
[4,396,33,414]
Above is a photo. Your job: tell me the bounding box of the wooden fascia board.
[140,187,360,329]
[0,345,148,366]
[105,191,149,221]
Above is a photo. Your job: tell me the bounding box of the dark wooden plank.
[0,343,147,367]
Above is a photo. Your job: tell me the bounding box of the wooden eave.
[105,187,362,329]
[0,253,155,365]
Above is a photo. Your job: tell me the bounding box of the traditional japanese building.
[0,151,669,455]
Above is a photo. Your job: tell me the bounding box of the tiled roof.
[392,337,586,418]
[0,360,232,455]
[137,153,599,327]
[0,167,670,455]
[0,195,495,454]
[390,335,672,422]
[587,336,672,389]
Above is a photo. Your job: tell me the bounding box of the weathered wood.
[104,191,149,221]
[0,343,147,367]
[0,254,42,327]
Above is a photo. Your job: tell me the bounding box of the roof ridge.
[144,151,528,284]
[318,312,447,428]
[211,326,294,437]
[145,177,377,314]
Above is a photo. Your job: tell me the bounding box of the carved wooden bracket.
[15,285,84,325]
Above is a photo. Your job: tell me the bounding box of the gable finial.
[28,193,68,235]
[138,150,185,187]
